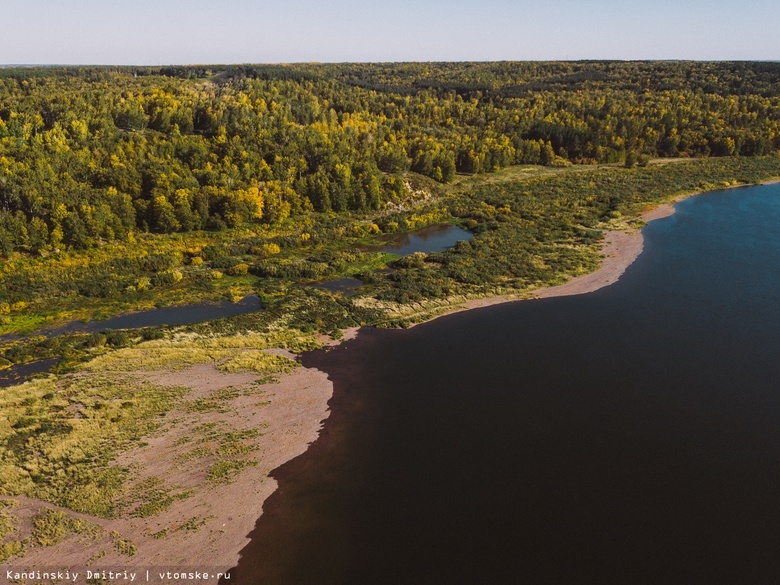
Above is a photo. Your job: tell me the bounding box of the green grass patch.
[110,531,137,556]
[31,509,102,547]
[206,459,256,484]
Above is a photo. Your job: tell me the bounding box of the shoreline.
[381,199,677,322]
[5,362,335,577]
[5,179,778,579]
[212,179,780,575]
[412,179,780,321]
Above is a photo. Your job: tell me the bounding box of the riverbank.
[226,177,780,584]
[215,180,778,575]
[420,180,779,319]
[380,198,679,323]
[3,177,779,579]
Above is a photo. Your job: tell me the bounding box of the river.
[229,183,780,584]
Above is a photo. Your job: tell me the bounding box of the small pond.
[365,224,473,256]
[311,277,364,296]
[309,225,471,296]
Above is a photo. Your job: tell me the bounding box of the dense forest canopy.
[1,61,780,256]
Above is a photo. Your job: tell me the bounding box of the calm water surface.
[365,224,473,255]
[53,294,262,334]
[0,295,263,386]
[232,184,780,584]
[311,277,364,296]
[0,359,59,388]
[308,225,472,297]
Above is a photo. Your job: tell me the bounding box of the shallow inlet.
[0,295,263,386]
[49,294,263,335]
[228,183,780,585]
[311,277,364,296]
[0,358,59,389]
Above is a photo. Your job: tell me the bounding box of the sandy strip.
[424,183,777,318]
[524,181,777,301]
[530,201,678,299]
[393,200,681,323]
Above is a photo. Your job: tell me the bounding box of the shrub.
[226,263,249,276]
[136,277,151,292]
[142,252,180,273]
[209,256,243,270]
[254,243,281,258]
[151,270,183,287]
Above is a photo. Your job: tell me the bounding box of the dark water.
[365,224,473,255]
[46,294,262,336]
[0,358,59,388]
[311,277,364,296]
[0,295,263,387]
[235,184,780,584]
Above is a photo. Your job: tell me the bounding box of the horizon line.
[1,59,780,68]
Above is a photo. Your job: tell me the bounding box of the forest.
[2,61,780,257]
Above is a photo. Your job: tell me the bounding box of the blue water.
[231,183,780,585]
[368,224,473,255]
[311,277,364,295]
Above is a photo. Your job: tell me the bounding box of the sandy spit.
[419,181,779,319]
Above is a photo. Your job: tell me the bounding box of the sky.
[3,0,779,65]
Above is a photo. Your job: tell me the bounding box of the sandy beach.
[418,193,689,320]
[4,362,334,578]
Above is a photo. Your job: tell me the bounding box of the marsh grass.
[110,531,137,556]
[0,323,310,535]
[82,329,318,373]
[0,372,186,518]
[128,478,193,519]
[218,350,298,375]
[31,509,102,547]
[177,424,262,486]
[0,500,24,561]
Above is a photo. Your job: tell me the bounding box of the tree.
[62,212,88,249]
[148,196,180,233]
[540,141,556,166]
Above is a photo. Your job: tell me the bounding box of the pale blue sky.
[3,0,779,64]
